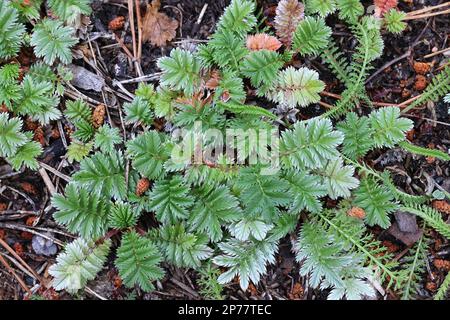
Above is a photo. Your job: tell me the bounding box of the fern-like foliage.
[240,50,284,88]
[52,183,110,239]
[16,75,61,124]
[151,223,213,268]
[67,140,93,163]
[236,167,290,222]
[72,150,126,200]
[306,0,337,17]
[216,0,257,37]
[296,210,403,299]
[49,238,111,294]
[0,64,21,108]
[337,113,373,160]
[321,159,359,199]
[401,205,450,240]
[48,0,92,24]
[0,113,28,157]
[126,131,169,180]
[435,271,450,300]
[321,40,351,86]
[65,99,92,124]
[94,125,121,154]
[369,107,413,148]
[403,66,450,113]
[285,171,327,213]
[149,176,194,224]
[8,138,43,171]
[209,30,249,72]
[31,19,77,65]
[188,185,242,242]
[336,0,364,24]
[265,67,325,108]
[213,238,278,290]
[383,9,407,34]
[324,16,384,118]
[292,16,331,56]
[353,177,398,228]
[400,231,428,300]
[280,118,344,169]
[124,96,153,126]
[0,1,25,59]
[157,48,201,96]
[108,202,141,229]
[116,231,164,291]
[399,141,450,162]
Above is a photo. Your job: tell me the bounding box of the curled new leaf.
[274,0,305,47]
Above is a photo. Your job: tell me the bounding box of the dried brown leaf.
[274,0,304,47]
[246,33,282,51]
[142,0,179,47]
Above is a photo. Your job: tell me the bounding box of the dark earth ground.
[0,0,449,300]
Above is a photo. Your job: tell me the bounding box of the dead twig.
[0,253,31,295]
[0,237,42,282]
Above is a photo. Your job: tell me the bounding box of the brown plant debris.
[136,178,150,197]
[433,259,450,271]
[142,0,179,47]
[92,104,106,129]
[432,200,450,215]
[108,16,125,31]
[414,75,427,91]
[347,207,366,219]
[413,61,431,75]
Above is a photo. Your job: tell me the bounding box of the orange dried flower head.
[347,207,366,219]
[0,202,7,212]
[92,104,106,129]
[413,61,431,75]
[136,178,150,196]
[433,259,450,271]
[108,16,125,31]
[246,34,282,52]
[13,243,24,257]
[374,0,398,17]
[414,75,427,91]
[432,200,450,215]
[21,182,38,195]
[0,229,5,240]
[274,0,305,47]
[26,216,37,227]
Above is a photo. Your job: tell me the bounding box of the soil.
[0,0,449,300]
